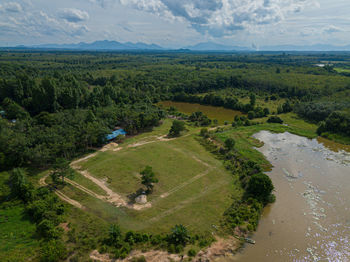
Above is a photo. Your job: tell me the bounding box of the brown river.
[229,131,350,262]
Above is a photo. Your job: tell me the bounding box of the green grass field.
[33,112,322,240]
[61,120,241,235]
[0,205,40,262]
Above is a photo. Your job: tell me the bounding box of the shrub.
[247,173,274,204]
[168,120,186,137]
[267,116,283,124]
[167,224,190,246]
[188,249,197,257]
[40,240,67,262]
[224,138,235,151]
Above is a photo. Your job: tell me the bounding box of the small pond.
[157,101,243,125]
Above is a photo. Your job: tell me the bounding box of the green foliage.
[223,199,263,231]
[267,116,284,124]
[247,173,274,204]
[40,240,67,262]
[140,166,158,194]
[199,128,209,138]
[189,111,212,126]
[167,224,190,246]
[317,111,350,136]
[9,168,35,202]
[107,224,122,247]
[168,120,186,137]
[51,158,73,185]
[224,138,236,151]
[188,249,197,257]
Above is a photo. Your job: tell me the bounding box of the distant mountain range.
[184,42,251,51]
[4,40,350,52]
[17,40,163,51]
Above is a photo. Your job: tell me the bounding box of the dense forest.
[1,52,350,172]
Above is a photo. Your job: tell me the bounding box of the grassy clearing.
[70,170,107,196]
[35,113,321,239]
[61,121,239,235]
[215,113,318,171]
[0,172,40,262]
[240,97,286,113]
[334,67,350,73]
[0,205,40,262]
[158,101,243,124]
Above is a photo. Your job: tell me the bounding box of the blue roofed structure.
[106,129,127,141]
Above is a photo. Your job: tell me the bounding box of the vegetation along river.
[231,131,350,261]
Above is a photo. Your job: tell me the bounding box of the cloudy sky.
[0,0,349,48]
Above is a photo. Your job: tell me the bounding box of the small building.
[0,111,5,117]
[106,129,126,141]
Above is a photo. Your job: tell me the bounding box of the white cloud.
[323,25,343,34]
[59,8,89,23]
[0,9,89,39]
[118,0,320,36]
[0,2,23,13]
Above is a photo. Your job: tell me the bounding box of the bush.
[267,116,283,124]
[131,256,146,262]
[168,120,186,137]
[247,173,274,204]
[167,224,190,246]
[247,111,255,120]
[40,240,67,262]
[224,138,235,151]
[188,249,197,257]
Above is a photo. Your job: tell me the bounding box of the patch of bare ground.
[195,236,240,261]
[39,174,85,210]
[59,222,70,232]
[100,142,119,152]
[89,237,240,262]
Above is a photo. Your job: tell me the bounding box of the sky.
[0,0,349,48]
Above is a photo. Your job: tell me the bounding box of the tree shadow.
[126,188,144,205]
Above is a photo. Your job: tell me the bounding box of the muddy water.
[157,101,243,124]
[231,131,350,262]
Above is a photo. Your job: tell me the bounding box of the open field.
[158,101,243,124]
[42,119,241,235]
[334,67,350,73]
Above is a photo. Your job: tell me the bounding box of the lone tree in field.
[224,138,236,151]
[51,158,73,185]
[140,166,158,194]
[168,120,185,137]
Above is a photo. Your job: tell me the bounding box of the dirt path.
[68,133,215,211]
[148,179,230,223]
[71,152,98,166]
[159,168,212,199]
[39,174,85,210]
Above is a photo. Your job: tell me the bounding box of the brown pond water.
[157,101,243,124]
[228,131,350,262]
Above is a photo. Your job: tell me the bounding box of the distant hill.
[20,40,163,51]
[260,44,350,52]
[5,40,350,52]
[185,42,252,51]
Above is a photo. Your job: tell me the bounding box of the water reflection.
[229,131,350,262]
